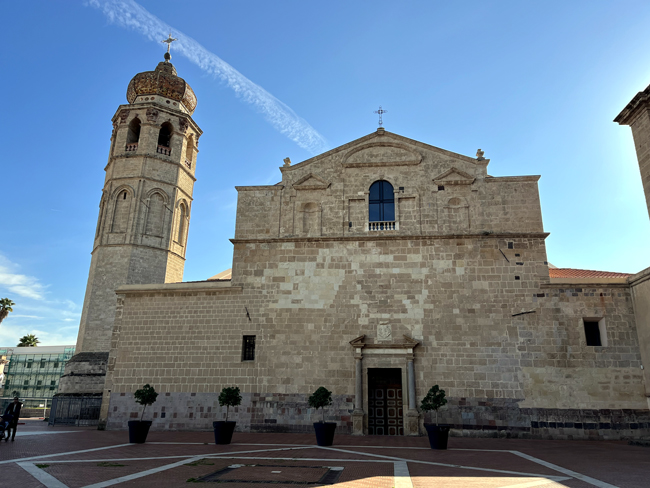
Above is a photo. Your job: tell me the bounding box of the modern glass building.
[0,345,75,413]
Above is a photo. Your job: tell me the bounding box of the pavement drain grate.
[194,464,344,484]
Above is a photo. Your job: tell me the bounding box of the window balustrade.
[368,221,396,231]
[157,145,171,156]
[125,143,138,152]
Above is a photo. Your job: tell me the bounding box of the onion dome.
[126,55,197,115]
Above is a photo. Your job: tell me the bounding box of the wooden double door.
[368,368,404,435]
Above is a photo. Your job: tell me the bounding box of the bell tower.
[56,49,202,405]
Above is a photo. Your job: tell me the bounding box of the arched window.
[145,193,165,236]
[126,118,140,151]
[369,180,395,222]
[112,190,131,233]
[185,135,194,168]
[177,203,187,245]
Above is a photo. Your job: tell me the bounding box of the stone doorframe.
[349,335,420,436]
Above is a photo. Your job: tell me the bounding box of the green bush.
[308,387,332,423]
[134,384,158,421]
[218,386,242,421]
[420,385,447,425]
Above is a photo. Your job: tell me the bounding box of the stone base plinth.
[352,410,364,435]
[406,409,420,436]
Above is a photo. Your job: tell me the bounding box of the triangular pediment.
[349,334,420,349]
[432,167,476,185]
[292,173,330,190]
[280,130,488,173]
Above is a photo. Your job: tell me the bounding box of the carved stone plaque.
[377,322,392,342]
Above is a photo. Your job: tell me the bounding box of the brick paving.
[1,421,648,487]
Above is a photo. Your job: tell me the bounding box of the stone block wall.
[103,235,648,439]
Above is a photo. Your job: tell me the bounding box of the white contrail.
[87,0,329,155]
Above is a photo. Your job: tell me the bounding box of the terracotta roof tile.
[549,268,632,279]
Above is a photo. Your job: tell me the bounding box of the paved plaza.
[0,420,648,487]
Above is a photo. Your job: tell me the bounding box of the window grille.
[242,335,256,361]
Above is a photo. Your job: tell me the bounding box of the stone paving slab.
[41,458,178,488]
[0,428,648,487]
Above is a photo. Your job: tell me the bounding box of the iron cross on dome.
[374,106,387,127]
[161,32,178,53]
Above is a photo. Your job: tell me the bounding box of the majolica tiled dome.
[126,57,197,115]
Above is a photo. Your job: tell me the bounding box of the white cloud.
[87,0,329,155]
[0,254,46,300]
[0,254,80,346]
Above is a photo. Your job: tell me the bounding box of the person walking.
[4,397,22,441]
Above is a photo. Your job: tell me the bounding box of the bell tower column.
[615,85,650,219]
[55,52,202,428]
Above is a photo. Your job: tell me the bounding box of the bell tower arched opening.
[157,122,173,155]
[126,117,141,151]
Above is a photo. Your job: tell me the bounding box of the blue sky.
[1,0,650,346]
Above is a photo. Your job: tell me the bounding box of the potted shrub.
[213,386,242,445]
[421,385,450,450]
[309,387,336,446]
[128,384,158,444]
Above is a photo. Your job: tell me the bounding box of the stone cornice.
[231,232,550,245]
[235,185,284,192]
[484,175,541,183]
[90,242,187,260]
[614,84,650,126]
[116,281,242,296]
[540,282,630,289]
[629,265,650,287]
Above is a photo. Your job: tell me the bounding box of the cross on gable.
[374,106,387,127]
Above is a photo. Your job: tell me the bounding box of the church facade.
[60,54,650,440]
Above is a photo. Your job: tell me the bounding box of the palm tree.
[0,298,15,325]
[17,334,39,347]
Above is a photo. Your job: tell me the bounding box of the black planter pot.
[424,424,450,450]
[128,420,152,444]
[313,422,336,446]
[213,421,236,445]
